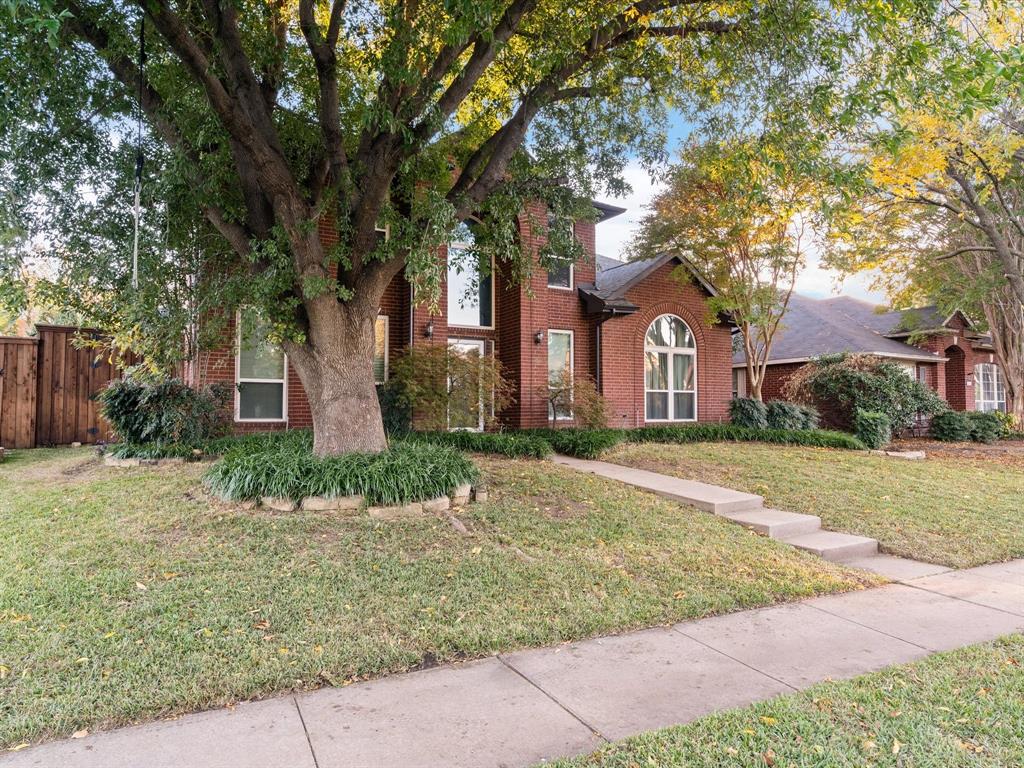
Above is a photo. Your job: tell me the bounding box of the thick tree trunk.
[284,307,388,456]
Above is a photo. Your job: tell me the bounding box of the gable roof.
[581,252,720,312]
[732,294,946,366]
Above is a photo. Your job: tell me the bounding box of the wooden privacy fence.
[0,325,135,449]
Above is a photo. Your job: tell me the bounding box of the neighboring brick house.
[189,202,736,434]
[733,294,1012,415]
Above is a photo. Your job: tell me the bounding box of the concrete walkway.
[552,455,891,565]
[5,560,1023,768]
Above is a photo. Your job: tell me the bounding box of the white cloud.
[595,161,889,305]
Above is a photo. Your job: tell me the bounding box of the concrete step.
[719,508,822,539]
[781,531,879,562]
[551,456,763,514]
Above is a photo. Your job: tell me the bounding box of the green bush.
[99,376,229,446]
[853,409,891,450]
[765,401,805,431]
[787,354,945,434]
[929,410,972,442]
[729,398,768,429]
[627,424,865,451]
[407,430,552,459]
[966,412,1002,444]
[204,439,478,505]
[795,404,820,430]
[377,381,411,437]
[992,410,1017,438]
[523,428,627,459]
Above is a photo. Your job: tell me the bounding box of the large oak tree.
[1,0,940,453]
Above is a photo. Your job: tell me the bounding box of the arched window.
[644,314,696,421]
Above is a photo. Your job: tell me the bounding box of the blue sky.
[595,113,887,304]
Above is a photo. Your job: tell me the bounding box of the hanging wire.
[131,14,146,290]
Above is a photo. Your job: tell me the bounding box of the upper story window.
[447,220,493,328]
[975,363,1006,412]
[545,214,574,289]
[236,309,286,422]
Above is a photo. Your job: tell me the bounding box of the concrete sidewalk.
[5,559,1022,768]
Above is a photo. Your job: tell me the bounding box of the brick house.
[733,294,1012,414]
[188,201,737,434]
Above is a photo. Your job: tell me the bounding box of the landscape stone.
[450,483,472,506]
[300,495,363,512]
[422,495,451,513]
[261,496,298,512]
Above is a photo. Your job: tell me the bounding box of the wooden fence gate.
[0,325,134,449]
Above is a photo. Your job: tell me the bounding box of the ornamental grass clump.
[523,428,627,459]
[204,438,478,506]
[407,430,553,459]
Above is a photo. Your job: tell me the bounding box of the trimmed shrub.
[784,353,945,434]
[99,376,229,446]
[929,410,972,442]
[966,411,1002,444]
[406,430,552,459]
[204,439,478,505]
[627,424,865,450]
[795,404,820,430]
[523,428,627,459]
[853,409,891,450]
[992,410,1017,438]
[765,401,805,431]
[729,397,768,429]
[377,381,412,437]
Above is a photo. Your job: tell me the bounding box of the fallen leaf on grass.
[72,730,88,739]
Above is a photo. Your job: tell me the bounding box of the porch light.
[534,330,544,344]
[425,320,434,339]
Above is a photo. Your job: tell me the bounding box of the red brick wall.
[197,210,734,433]
[599,263,733,427]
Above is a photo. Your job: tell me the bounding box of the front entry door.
[448,338,485,431]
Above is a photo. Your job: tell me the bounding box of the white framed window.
[644,314,697,422]
[236,309,287,422]
[732,368,746,399]
[374,315,389,385]
[447,338,486,431]
[547,329,574,420]
[447,220,494,328]
[974,363,1007,412]
[545,215,575,290]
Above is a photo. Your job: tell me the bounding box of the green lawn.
[550,634,1024,768]
[606,443,1024,568]
[0,448,876,749]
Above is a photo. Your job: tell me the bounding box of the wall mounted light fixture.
[425,320,434,339]
[534,330,544,344]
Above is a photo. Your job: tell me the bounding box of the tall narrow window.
[548,330,574,420]
[546,215,574,289]
[237,309,286,421]
[374,315,389,384]
[447,220,493,328]
[974,363,1006,412]
[644,314,696,422]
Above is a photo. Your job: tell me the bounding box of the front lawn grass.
[0,448,877,749]
[606,442,1024,568]
[550,633,1024,768]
